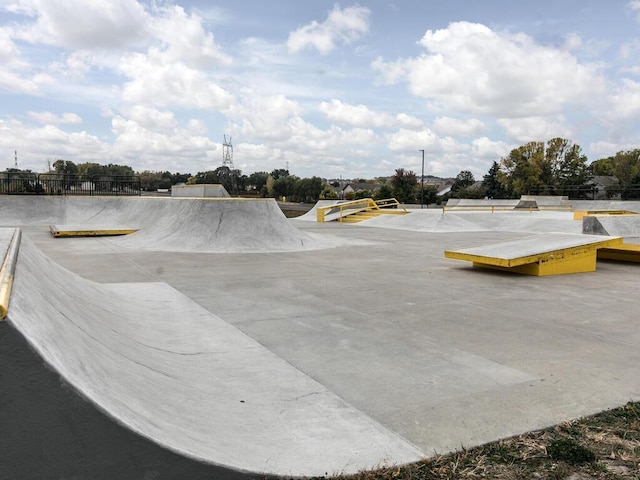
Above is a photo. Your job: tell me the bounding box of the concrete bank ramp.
[583,214,640,238]
[294,199,345,222]
[361,209,582,234]
[0,196,338,252]
[6,236,423,476]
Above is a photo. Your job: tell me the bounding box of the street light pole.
[419,149,425,209]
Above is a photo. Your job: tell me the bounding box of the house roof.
[588,175,618,187]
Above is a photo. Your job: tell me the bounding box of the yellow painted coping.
[0,228,22,320]
[49,226,138,237]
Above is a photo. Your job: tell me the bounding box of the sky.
[2,1,640,180]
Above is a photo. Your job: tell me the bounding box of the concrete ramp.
[445,233,622,276]
[583,214,640,237]
[362,209,582,234]
[5,236,423,477]
[0,196,340,252]
[294,199,345,222]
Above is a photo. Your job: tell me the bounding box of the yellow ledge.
[445,235,623,276]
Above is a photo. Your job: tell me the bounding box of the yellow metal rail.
[316,198,407,223]
[0,228,21,319]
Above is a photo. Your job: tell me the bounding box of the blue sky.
[2,1,640,180]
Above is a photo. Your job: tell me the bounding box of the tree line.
[23,138,640,204]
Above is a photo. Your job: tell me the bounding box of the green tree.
[273,174,299,200]
[483,161,510,199]
[591,149,640,198]
[414,184,439,205]
[501,141,546,196]
[450,170,476,197]
[373,183,393,200]
[52,159,78,175]
[247,172,269,195]
[391,168,417,203]
[353,189,371,200]
[500,139,590,197]
[294,176,324,202]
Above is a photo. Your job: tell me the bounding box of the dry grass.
[310,402,640,480]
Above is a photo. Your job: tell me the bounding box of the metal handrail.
[316,198,407,222]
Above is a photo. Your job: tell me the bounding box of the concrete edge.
[0,228,22,319]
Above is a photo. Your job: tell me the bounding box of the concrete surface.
[2,197,640,478]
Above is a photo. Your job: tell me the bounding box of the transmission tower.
[222,135,234,169]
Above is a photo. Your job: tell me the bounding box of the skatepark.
[1,193,640,479]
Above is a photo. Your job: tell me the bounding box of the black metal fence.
[0,173,141,196]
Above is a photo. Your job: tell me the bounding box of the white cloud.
[287,4,370,55]
[608,78,640,120]
[432,116,488,137]
[497,115,572,143]
[372,21,606,117]
[0,118,107,170]
[119,51,234,110]
[14,0,151,49]
[470,137,512,160]
[387,128,463,154]
[629,0,640,22]
[111,113,216,166]
[151,5,231,68]
[27,111,82,124]
[225,89,304,141]
[319,99,422,129]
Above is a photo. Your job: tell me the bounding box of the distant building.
[584,176,620,200]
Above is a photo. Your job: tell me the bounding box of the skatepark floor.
[16,213,640,476]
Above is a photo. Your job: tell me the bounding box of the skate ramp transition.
[0,196,337,253]
[3,232,423,477]
[362,209,583,234]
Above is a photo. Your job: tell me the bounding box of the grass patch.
[307,402,640,480]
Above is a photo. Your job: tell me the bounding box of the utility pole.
[419,149,425,209]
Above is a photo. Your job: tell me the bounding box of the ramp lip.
[0,228,21,319]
